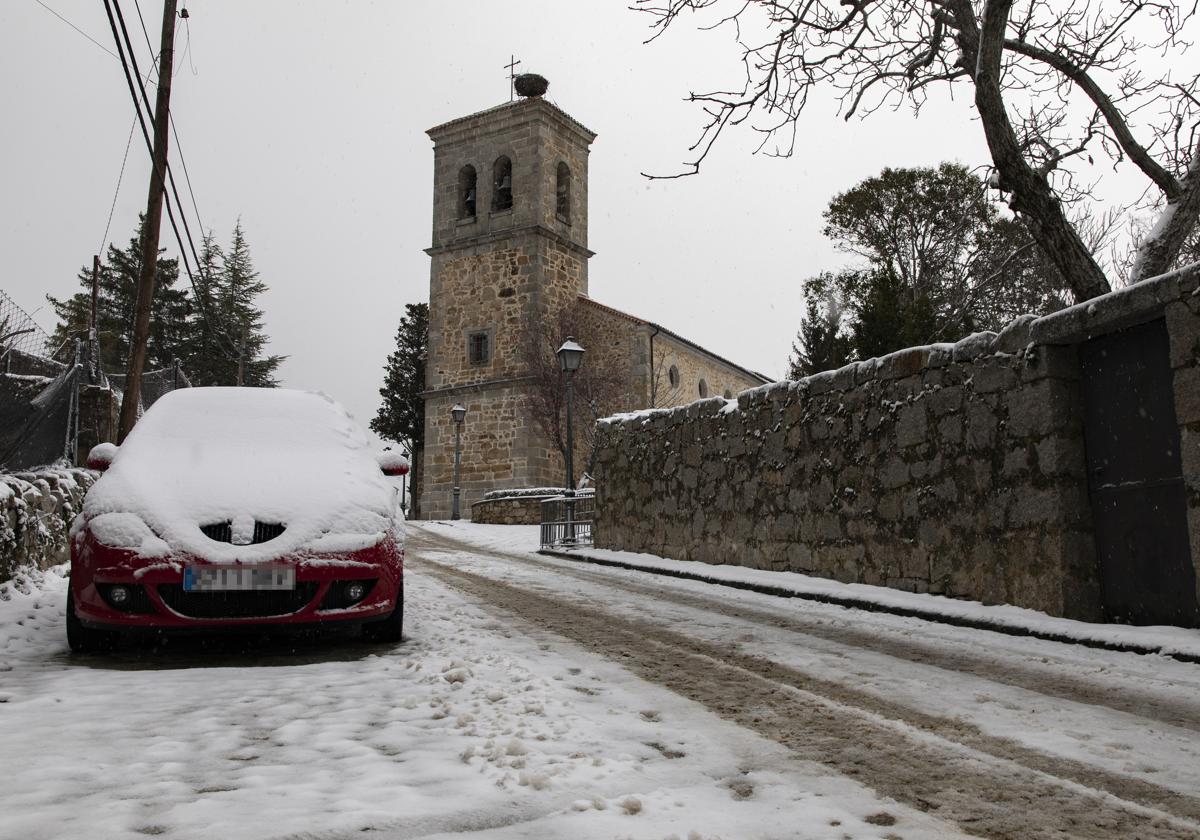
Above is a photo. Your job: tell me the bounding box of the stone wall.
[593,270,1200,621]
[595,327,1101,619]
[1,468,96,583]
[471,494,556,525]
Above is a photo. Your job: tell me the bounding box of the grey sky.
[2,1,990,430]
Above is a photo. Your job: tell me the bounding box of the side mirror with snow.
[377,450,409,477]
[86,442,119,472]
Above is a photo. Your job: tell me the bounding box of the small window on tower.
[458,165,477,220]
[468,331,491,365]
[492,156,513,212]
[556,162,571,221]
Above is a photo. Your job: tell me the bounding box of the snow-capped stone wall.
[0,468,96,583]
[593,266,1200,621]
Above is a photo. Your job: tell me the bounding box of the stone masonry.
[421,98,596,519]
[593,267,1200,622]
[419,95,768,519]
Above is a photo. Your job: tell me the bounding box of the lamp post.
[556,338,585,542]
[400,449,410,514]
[450,403,466,520]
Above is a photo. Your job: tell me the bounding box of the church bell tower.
[420,80,597,519]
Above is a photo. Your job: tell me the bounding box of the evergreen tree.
[788,279,852,378]
[212,221,283,387]
[48,218,191,372]
[372,303,429,453]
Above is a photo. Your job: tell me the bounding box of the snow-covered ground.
[4,521,1199,838]
[450,523,1200,659]
[1,556,972,840]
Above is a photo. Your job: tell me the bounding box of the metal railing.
[539,492,595,549]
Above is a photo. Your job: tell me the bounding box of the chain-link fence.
[0,289,191,470]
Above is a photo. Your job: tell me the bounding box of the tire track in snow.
[412,527,1200,732]
[411,540,1200,840]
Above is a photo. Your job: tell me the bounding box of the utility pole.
[117,0,178,442]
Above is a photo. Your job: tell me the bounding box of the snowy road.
[2,523,1199,840]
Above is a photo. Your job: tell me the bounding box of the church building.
[418,82,769,520]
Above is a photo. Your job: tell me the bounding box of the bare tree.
[521,309,626,485]
[649,343,687,409]
[636,0,1200,300]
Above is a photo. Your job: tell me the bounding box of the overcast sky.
[3,1,993,430]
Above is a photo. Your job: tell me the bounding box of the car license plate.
[183,565,295,592]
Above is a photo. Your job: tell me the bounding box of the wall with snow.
[592,266,1200,621]
[1,468,96,583]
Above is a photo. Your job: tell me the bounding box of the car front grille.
[157,582,320,619]
[200,521,286,544]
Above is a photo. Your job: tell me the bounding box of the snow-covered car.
[67,388,408,651]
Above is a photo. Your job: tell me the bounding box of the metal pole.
[564,373,576,543]
[451,420,462,521]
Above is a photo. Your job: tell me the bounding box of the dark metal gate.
[1079,318,1199,626]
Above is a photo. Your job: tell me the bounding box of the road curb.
[539,549,1200,665]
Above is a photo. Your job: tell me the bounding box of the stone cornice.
[420,375,537,401]
[425,224,595,260]
[427,98,597,147]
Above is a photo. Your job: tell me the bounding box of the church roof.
[427,96,596,142]
[578,296,772,385]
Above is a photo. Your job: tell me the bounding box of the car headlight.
[88,512,171,557]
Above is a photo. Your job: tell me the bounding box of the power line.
[101,0,240,361]
[130,0,208,270]
[99,114,138,256]
[109,0,203,276]
[33,0,118,59]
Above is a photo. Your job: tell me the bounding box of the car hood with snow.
[81,388,401,562]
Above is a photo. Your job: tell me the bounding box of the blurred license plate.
[183,566,294,592]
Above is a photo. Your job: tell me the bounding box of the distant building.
[418,89,768,519]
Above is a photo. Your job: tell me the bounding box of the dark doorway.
[1079,318,1199,626]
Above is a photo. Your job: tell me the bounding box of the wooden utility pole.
[117,0,178,442]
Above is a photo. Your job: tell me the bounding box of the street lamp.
[450,403,466,520]
[556,338,585,543]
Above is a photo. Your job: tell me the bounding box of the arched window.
[668,365,680,389]
[723,388,733,399]
[556,162,571,220]
[698,379,709,398]
[492,156,513,212]
[458,165,477,219]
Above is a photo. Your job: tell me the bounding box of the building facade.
[419,93,768,519]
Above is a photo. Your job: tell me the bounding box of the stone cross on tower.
[504,55,522,101]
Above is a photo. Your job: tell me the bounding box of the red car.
[67,388,408,652]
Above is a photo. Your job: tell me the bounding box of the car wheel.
[66,593,117,653]
[362,578,403,643]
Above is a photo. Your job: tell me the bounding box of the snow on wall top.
[83,388,400,562]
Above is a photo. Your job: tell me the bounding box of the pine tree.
[788,281,852,378]
[216,221,283,387]
[372,303,429,452]
[48,218,191,372]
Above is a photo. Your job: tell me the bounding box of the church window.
[458,165,477,219]
[468,330,491,365]
[556,162,571,221]
[668,365,680,389]
[698,379,709,398]
[492,156,513,212]
[723,388,733,399]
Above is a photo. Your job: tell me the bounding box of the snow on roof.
[577,296,772,386]
[84,388,400,561]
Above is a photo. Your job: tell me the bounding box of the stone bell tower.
[419,79,597,519]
